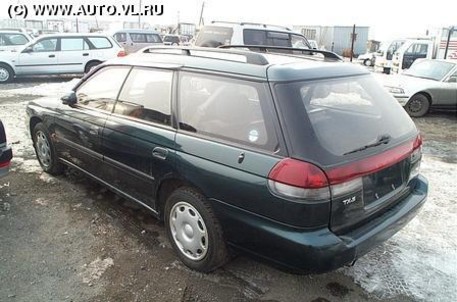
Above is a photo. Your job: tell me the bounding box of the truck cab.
[391,39,434,74]
[374,40,405,74]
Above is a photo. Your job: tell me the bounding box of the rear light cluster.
[117,50,127,57]
[268,135,423,201]
[0,160,10,168]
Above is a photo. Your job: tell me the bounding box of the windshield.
[274,75,416,161]
[404,60,455,81]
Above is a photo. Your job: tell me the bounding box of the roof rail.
[218,45,343,61]
[210,21,291,31]
[140,46,269,65]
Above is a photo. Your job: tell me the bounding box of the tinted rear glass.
[195,26,233,47]
[274,75,416,160]
[244,29,292,47]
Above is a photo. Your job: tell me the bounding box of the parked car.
[112,29,162,54]
[357,52,376,66]
[382,59,457,117]
[0,31,31,52]
[195,21,311,49]
[0,33,125,83]
[0,119,12,178]
[26,46,427,273]
[162,34,181,46]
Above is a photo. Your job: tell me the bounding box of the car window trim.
[175,70,286,156]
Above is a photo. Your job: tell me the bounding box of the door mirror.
[61,91,77,105]
[22,46,33,53]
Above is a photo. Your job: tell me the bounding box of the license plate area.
[363,160,407,207]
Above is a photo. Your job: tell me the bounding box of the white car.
[0,33,125,83]
[0,31,31,52]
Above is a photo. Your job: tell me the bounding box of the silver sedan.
[383,59,457,117]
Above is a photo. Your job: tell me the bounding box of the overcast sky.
[1,0,456,40]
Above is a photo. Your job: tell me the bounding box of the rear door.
[54,65,131,178]
[101,67,176,208]
[59,37,91,73]
[175,71,285,225]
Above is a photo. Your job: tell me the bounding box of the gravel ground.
[0,77,455,302]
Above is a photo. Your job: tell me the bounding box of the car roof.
[36,33,112,38]
[112,29,161,34]
[105,46,369,81]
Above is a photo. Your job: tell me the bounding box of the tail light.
[0,160,10,168]
[117,50,127,57]
[268,134,422,201]
[268,159,330,201]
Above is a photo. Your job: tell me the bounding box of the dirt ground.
[0,78,455,302]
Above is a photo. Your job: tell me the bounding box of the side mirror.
[22,46,33,53]
[61,91,77,105]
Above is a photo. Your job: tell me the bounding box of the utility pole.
[138,0,142,28]
[198,1,205,28]
[444,26,455,59]
[350,24,356,62]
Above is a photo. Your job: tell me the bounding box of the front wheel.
[32,123,64,175]
[404,94,430,117]
[0,64,14,83]
[164,187,229,272]
[363,58,372,66]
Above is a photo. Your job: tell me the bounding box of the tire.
[84,61,101,74]
[404,94,430,117]
[383,67,391,74]
[164,187,229,272]
[363,58,372,66]
[0,64,14,83]
[32,123,64,175]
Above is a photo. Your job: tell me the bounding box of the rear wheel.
[405,94,430,117]
[363,58,372,66]
[32,123,64,175]
[84,61,101,73]
[0,64,14,83]
[164,187,229,272]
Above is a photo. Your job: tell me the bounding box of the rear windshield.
[195,26,233,47]
[274,75,416,161]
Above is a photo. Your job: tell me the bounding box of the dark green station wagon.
[26,46,428,273]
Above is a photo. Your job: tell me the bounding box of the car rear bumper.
[0,144,13,178]
[211,174,428,273]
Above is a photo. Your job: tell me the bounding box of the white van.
[195,21,311,49]
[112,29,163,54]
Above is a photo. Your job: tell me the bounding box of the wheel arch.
[84,60,102,73]
[155,176,209,221]
[29,116,43,139]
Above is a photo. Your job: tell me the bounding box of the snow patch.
[80,257,114,284]
[344,156,457,302]
[0,79,79,98]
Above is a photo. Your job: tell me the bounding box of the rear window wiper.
[344,134,391,155]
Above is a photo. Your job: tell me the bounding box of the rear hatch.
[272,74,421,233]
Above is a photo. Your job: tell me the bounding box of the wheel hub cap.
[169,201,208,261]
[35,131,52,168]
[0,68,9,82]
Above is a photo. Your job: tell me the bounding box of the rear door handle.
[48,54,55,58]
[152,147,168,160]
[82,53,89,56]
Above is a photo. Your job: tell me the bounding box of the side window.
[61,38,89,51]
[115,67,172,126]
[114,33,127,43]
[87,37,112,49]
[291,34,309,48]
[0,35,5,46]
[129,33,146,43]
[448,70,457,83]
[76,66,130,111]
[5,34,28,45]
[146,34,161,43]
[179,73,278,151]
[32,38,57,52]
[243,29,266,45]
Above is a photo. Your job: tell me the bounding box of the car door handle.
[152,147,168,160]
[82,53,89,56]
[48,54,55,58]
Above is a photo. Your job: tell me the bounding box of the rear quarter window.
[87,37,113,49]
[195,26,233,47]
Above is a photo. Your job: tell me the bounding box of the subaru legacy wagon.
[26,46,428,273]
